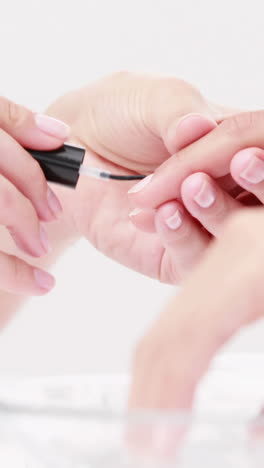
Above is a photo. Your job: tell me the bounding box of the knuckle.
[0,96,27,129]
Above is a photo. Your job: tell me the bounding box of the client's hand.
[0,97,68,295]
[47,72,235,283]
[129,207,264,422]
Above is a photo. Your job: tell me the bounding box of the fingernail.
[167,114,216,153]
[39,225,51,254]
[128,174,154,194]
[34,268,55,291]
[129,208,143,217]
[165,210,182,230]
[194,181,216,208]
[240,156,264,184]
[176,113,215,130]
[35,113,70,139]
[47,187,63,218]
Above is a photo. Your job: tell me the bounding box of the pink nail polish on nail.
[129,208,143,217]
[35,114,70,139]
[194,182,216,208]
[165,210,182,230]
[240,156,264,184]
[128,174,154,194]
[34,268,55,291]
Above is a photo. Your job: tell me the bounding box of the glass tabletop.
[0,353,264,468]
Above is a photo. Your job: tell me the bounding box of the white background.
[0,0,264,376]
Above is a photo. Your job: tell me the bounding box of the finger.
[129,209,156,233]
[150,77,218,154]
[181,172,241,236]
[0,129,62,222]
[154,201,210,281]
[166,113,217,153]
[128,111,264,208]
[0,96,70,149]
[0,251,54,295]
[128,115,218,235]
[167,113,238,196]
[230,147,264,205]
[0,175,51,257]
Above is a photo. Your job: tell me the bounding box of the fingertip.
[165,114,217,154]
[127,174,158,209]
[129,208,156,233]
[33,268,55,294]
[34,113,70,142]
[181,172,209,201]
[1,100,70,150]
[230,148,263,181]
[155,201,183,232]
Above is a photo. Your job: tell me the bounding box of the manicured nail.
[176,113,215,130]
[194,181,216,208]
[35,113,70,139]
[128,174,154,194]
[129,208,143,217]
[165,210,182,230]
[240,156,264,184]
[34,268,55,291]
[39,225,51,254]
[47,187,63,218]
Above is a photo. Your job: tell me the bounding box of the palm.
[79,162,179,282]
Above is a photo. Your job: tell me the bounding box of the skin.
[44,72,237,283]
[0,97,70,297]
[1,74,264,433]
[128,114,264,452]
[129,209,264,435]
[0,72,229,327]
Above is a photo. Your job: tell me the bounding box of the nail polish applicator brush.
[28,144,146,188]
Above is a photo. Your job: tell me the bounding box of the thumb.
[150,78,242,154]
[149,79,219,154]
[0,97,70,149]
[165,113,217,153]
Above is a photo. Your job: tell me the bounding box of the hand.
[129,207,264,421]
[0,97,69,295]
[47,72,235,283]
[128,110,264,209]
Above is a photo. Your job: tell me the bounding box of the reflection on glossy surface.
[0,355,264,467]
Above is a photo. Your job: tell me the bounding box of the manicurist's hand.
[0,97,69,295]
[129,207,264,439]
[47,72,237,283]
[128,110,264,210]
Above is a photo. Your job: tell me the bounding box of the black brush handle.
[27,144,85,188]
